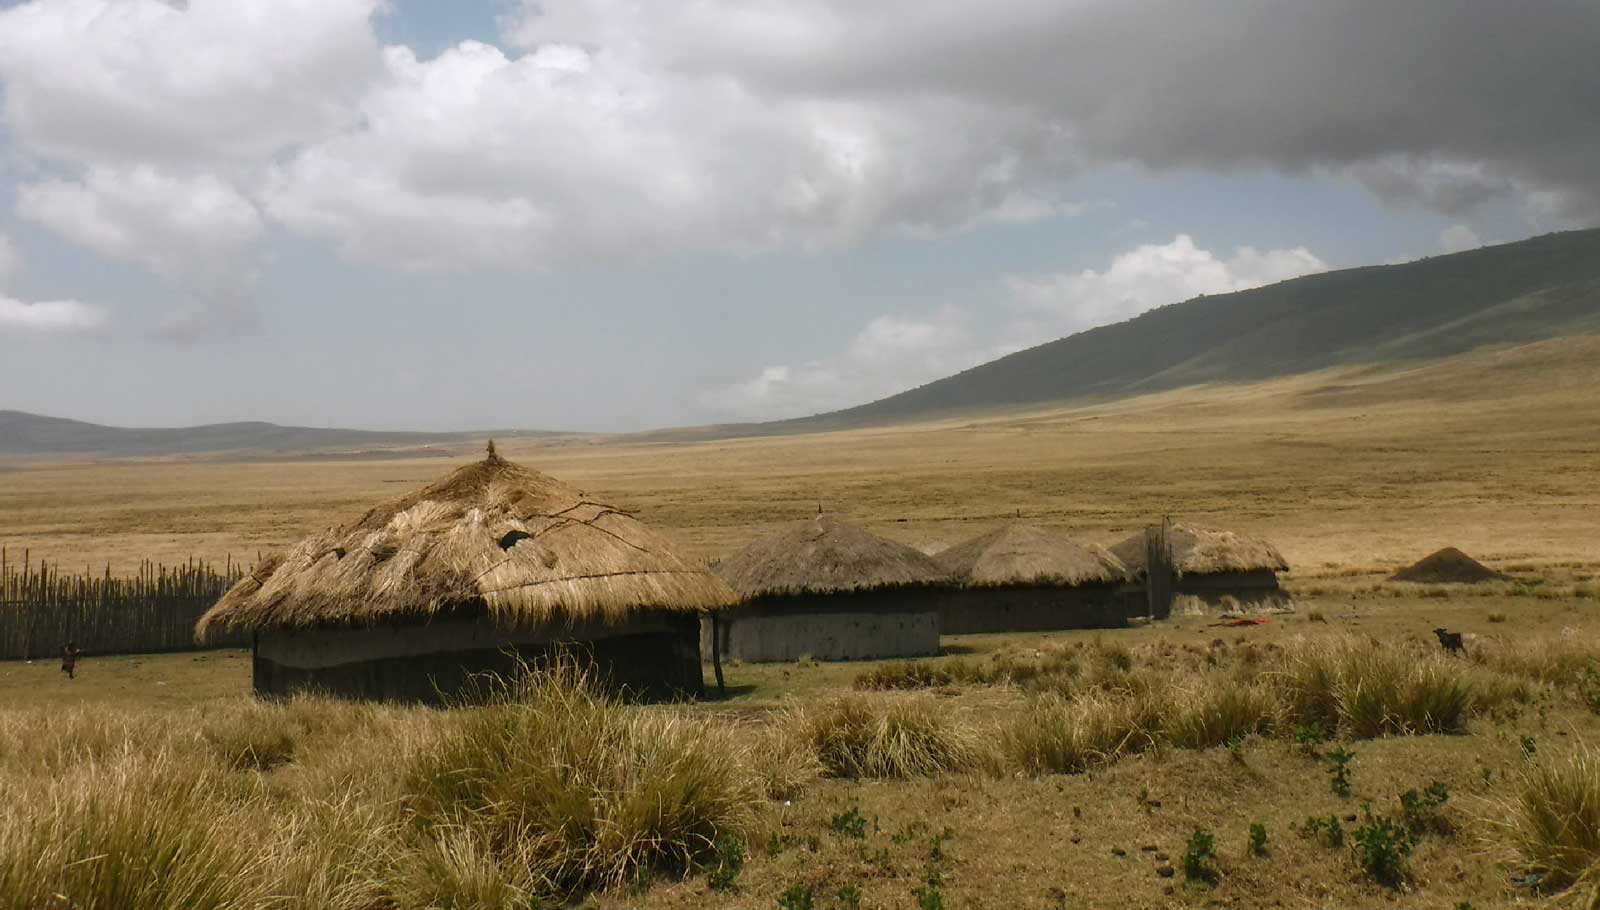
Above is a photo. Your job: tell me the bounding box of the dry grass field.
[3,335,1600,909]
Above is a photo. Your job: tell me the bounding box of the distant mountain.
[0,411,556,458]
[771,228,1600,430]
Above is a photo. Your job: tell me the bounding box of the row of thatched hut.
[196,452,1287,702]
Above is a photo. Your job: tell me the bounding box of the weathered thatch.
[196,453,734,641]
[936,523,1126,587]
[1389,547,1507,584]
[1109,523,1289,578]
[717,516,949,599]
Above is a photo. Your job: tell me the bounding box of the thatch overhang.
[1109,523,1289,579]
[717,516,951,600]
[937,523,1127,588]
[196,453,735,641]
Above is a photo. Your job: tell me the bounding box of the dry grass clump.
[1501,742,1600,892]
[0,751,270,910]
[854,660,955,691]
[1001,690,1164,775]
[1272,636,1482,737]
[403,663,760,895]
[1472,628,1600,686]
[1163,679,1280,749]
[790,693,986,779]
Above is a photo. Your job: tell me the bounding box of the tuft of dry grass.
[1001,690,1164,775]
[790,693,987,779]
[1500,741,1600,892]
[1163,679,1279,749]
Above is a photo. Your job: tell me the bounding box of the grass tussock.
[404,663,760,894]
[1164,680,1279,749]
[0,751,269,910]
[791,694,986,779]
[1502,742,1600,892]
[1001,690,1163,775]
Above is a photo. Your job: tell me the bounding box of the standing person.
[60,641,81,679]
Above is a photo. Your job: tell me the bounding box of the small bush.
[704,834,745,892]
[1181,828,1217,883]
[1488,612,1508,624]
[1352,811,1420,887]
[1400,781,1452,834]
[1248,822,1268,856]
[1326,746,1355,797]
[1294,814,1345,848]
[829,807,867,839]
[778,881,815,910]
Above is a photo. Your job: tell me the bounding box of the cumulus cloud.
[1009,235,1327,333]
[0,0,1596,284]
[703,307,1006,420]
[707,234,1326,419]
[0,295,107,334]
[17,166,264,280]
[1437,224,1483,255]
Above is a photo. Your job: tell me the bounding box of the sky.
[0,1,1595,432]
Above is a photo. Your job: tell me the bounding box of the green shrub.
[778,881,815,910]
[1248,822,1268,856]
[1326,746,1355,797]
[829,807,867,839]
[1181,828,1217,883]
[1352,811,1420,887]
[1400,781,1451,834]
[1294,814,1344,848]
[704,834,745,892]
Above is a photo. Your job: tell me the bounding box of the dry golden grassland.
[3,335,1600,908]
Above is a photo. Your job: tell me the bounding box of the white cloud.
[1438,223,1483,254]
[0,295,107,334]
[702,307,1004,420]
[17,166,264,280]
[1007,235,1327,333]
[0,0,380,166]
[707,234,1327,420]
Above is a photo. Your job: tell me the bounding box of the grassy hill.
[781,228,1600,429]
[0,411,556,458]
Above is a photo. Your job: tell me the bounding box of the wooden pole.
[710,612,726,697]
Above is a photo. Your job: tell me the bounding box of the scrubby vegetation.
[5,625,1600,908]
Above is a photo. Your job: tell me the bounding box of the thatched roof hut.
[718,516,949,599]
[1109,524,1288,578]
[200,450,734,701]
[707,517,948,662]
[1109,523,1289,610]
[937,523,1125,587]
[935,523,1134,634]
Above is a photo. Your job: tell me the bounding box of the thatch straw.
[936,523,1127,587]
[1109,523,1288,577]
[195,453,735,641]
[716,517,950,598]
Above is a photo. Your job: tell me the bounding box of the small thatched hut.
[705,517,947,662]
[1110,523,1289,609]
[935,523,1131,634]
[196,449,735,702]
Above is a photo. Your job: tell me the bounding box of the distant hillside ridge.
[0,411,557,458]
[786,228,1600,429]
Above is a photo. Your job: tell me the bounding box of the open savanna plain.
[4,335,1600,909]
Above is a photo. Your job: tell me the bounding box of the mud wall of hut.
[937,583,1134,635]
[702,589,940,662]
[252,610,702,703]
[1175,569,1285,607]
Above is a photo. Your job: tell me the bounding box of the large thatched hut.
[1110,523,1289,610]
[196,449,735,702]
[935,523,1132,634]
[705,517,948,662]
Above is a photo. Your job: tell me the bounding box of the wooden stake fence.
[0,547,247,660]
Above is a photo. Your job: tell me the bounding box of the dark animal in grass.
[1433,628,1464,655]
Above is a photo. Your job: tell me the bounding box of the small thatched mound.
[717,517,949,598]
[936,523,1126,587]
[1389,547,1507,584]
[196,452,734,641]
[1110,523,1289,578]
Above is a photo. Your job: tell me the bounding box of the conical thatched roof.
[196,453,735,641]
[1109,523,1289,578]
[717,516,950,599]
[1389,547,1507,584]
[936,523,1126,587]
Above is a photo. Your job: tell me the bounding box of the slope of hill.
[785,228,1600,430]
[0,411,554,458]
